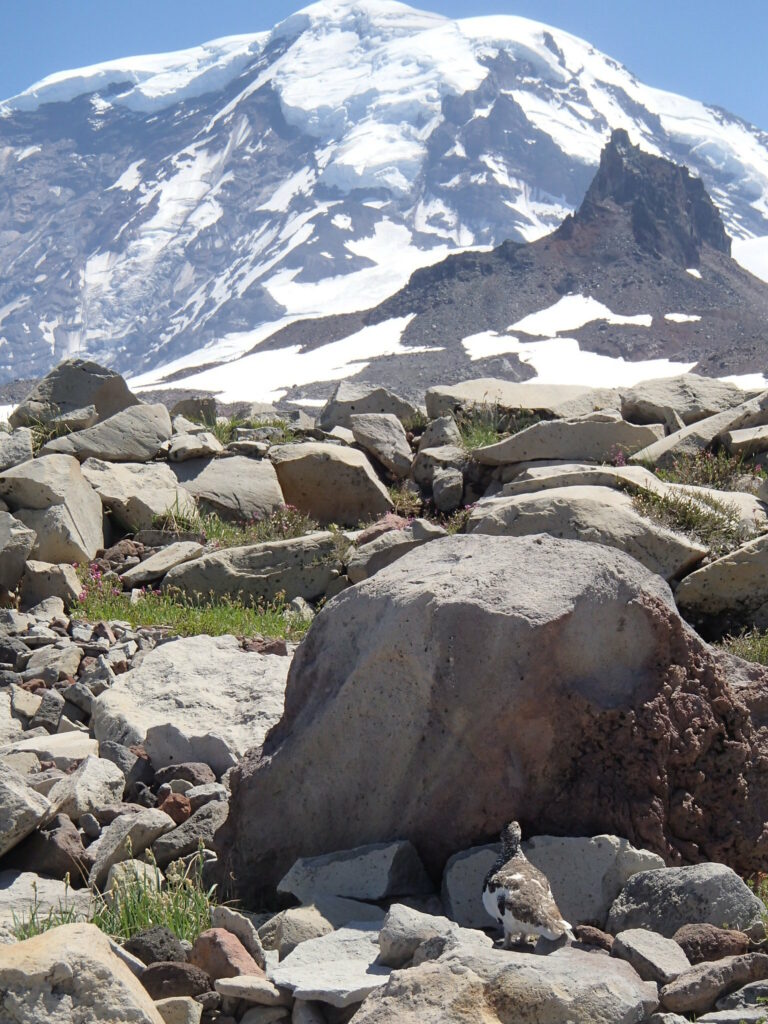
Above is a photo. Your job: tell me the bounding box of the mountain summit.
[1,1,767,395]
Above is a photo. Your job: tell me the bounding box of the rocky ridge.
[2,358,768,1022]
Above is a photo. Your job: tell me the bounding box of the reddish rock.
[356,513,409,545]
[4,813,88,884]
[241,637,289,656]
[140,961,211,999]
[189,928,262,982]
[158,793,192,825]
[574,925,614,952]
[154,763,216,788]
[674,922,750,964]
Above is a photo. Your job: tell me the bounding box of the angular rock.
[171,456,284,521]
[211,905,267,968]
[631,390,768,470]
[432,466,464,512]
[0,762,51,856]
[82,458,197,531]
[347,519,446,584]
[0,869,93,927]
[411,444,468,488]
[0,922,164,1023]
[425,379,618,420]
[151,800,229,868]
[155,997,203,1024]
[19,559,81,609]
[612,927,691,984]
[441,844,501,928]
[92,635,291,777]
[47,754,126,819]
[621,375,747,427]
[269,923,389,1008]
[274,906,334,959]
[106,859,165,900]
[474,417,664,465]
[469,485,707,581]
[270,443,392,526]
[190,927,261,980]
[164,533,340,605]
[3,812,88,882]
[675,534,768,634]
[697,1009,768,1023]
[158,792,192,825]
[168,432,224,462]
[319,382,419,431]
[88,808,176,888]
[140,962,212,1000]
[660,954,768,1014]
[10,359,139,430]
[214,974,291,1006]
[0,730,98,768]
[26,641,82,680]
[0,427,33,471]
[41,403,172,462]
[724,425,768,456]
[0,453,103,562]
[350,413,412,478]
[0,512,37,593]
[717,979,768,1008]
[121,541,205,586]
[674,922,751,965]
[417,416,462,452]
[171,397,217,425]
[278,841,433,903]
[223,534,768,903]
[608,864,765,940]
[378,903,464,969]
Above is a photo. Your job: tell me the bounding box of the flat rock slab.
[278,840,433,903]
[675,534,768,633]
[612,927,691,984]
[269,923,390,1008]
[121,541,204,585]
[0,870,93,927]
[469,485,707,581]
[41,403,172,462]
[92,634,291,777]
[171,455,284,520]
[474,417,663,465]
[425,379,619,420]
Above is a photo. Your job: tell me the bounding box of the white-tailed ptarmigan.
[482,821,573,949]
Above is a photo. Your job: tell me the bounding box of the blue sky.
[1,1,766,129]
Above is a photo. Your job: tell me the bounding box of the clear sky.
[1,0,766,130]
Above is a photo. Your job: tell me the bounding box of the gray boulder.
[474,416,664,465]
[171,455,284,521]
[0,512,36,593]
[120,541,204,586]
[417,416,462,452]
[612,928,691,984]
[82,459,196,531]
[168,431,224,462]
[41,404,172,462]
[270,443,392,526]
[0,453,103,562]
[0,763,51,856]
[319,382,419,431]
[0,428,33,471]
[468,485,707,581]
[19,560,81,609]
[151,800,229,869]
[621,375,748,426]
[92,634,291,777]
[222,534,768,904]
[164,532,341,605]
[347,519,446,583]
[425,379,619,420]
[278,841,433,903]
[675,534,768,634]
[607,864,765,940]
[9,359,139,430]
[350,414,413,478]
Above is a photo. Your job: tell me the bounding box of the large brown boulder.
[221,535,768,905]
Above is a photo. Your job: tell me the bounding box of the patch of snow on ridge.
[107,160,144,192]
[462,331,695,387]
[144,315,427,403]
[722,373,768,390]
[664,313,701,323]
[510,294,652,336]
[686,268,703,279]
[732,237,768,283]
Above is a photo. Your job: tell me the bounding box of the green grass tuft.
[11,876,83,940]
[720,628,768,666]
[632,487,753,557]
[656,449,767,492]
[153,504,318,549]
[74,565,309,641]
[207,414,300,446]
[456,405,543,451]
[387,483,424,518]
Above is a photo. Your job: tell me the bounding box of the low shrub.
[456,405,543,451]
[656,449,767,491]
[387,483,423,518]
[632,487,753,557]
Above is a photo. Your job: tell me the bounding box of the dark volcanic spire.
[570,128,731,265]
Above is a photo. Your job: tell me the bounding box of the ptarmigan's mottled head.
[500,821,522,858]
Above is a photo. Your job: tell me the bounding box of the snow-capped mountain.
[2,0,768,396]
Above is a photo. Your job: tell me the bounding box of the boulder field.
[3,360,768,1021]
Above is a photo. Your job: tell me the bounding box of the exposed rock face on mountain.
[1,1,768,393]
[248,130,768,400]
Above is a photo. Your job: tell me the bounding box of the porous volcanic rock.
[221,534,768,904]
